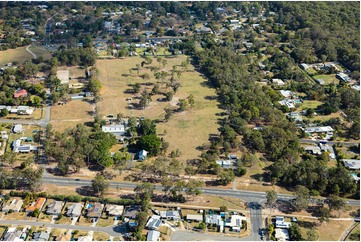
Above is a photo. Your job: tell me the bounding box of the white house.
[275,228,290,241]
[342,159,360,170]
[147,230,160,241]
[146,215,162,230]
[12,124,23,133]
[102,124,126,138]
[275,216,291,229]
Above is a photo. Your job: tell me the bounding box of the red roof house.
[14,89,28,98]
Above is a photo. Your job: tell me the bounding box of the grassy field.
[96,56,222,161]
[0,46,33,66]
[314,74,340,85]
[299,218,353,241]
[298,100,323,110]
[28,45,52,60]
[50,100,94,131]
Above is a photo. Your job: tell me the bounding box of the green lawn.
[298,100,323,111]
[314,74,339,85]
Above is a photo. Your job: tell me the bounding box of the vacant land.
[0,46,33,66]
[97,56,222,161]
[298,218,352,241]
[50,100,94,131]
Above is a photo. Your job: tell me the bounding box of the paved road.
[0,219,124,237]
[171,230,248,241]
[300,139,359,147]
[41,177,360,206]
[248,202,263,241]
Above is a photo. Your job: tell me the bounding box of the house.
[160,210,180,220]
[303,145,322,155]
[300,63,309,70]
[279,90,295,99]
[77,235,93,241]
[66,203,83,217]
[275,228,290,241]
[12,139,29,153]
[124,206,141,219]
[272,79,285,86]
[30,231,50,241]
[316,79,325,85]
[105,204,124,217]
[303,126,334,139]
[216,160,233,168]
[225,214,247,231]
[12,124,23,133]
[147,230,160,241]
[102,124,126,138]
[46,201,64,215]
[26,197,46,213]
[86,203,104,218]
[228,154,238,160]
[146,215,162,230]
[205,214,223,226]
[336,72,351,82]
[278,99,296,109]
[14,89,28,98]
[186,214,203,222]
[275,216,291,229]
[319,143,336,159]
[2,199,23,212]
[287,112,303,122]
[138,150,148,161]
[56,70,70,84]
[342,159,360,170]
[2,227,25,241]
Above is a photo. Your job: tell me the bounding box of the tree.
[138,135,161,156]
[292,185,310,211]
[134,182,154,210]
[266,191,278,215]
[289,223,303,241]
[87,79,102,96]
[306,228,319,241]
[133,83,141,93]
[179,99,188,111]
[91,173,109,196]
[0,108,9,117]
[32,208,40,218]
[185,180,204,200]
[327,195,348,218]
[187,94,195,107]
[217,169,235,185]
[139,119,156,135]
[317,207,330,223]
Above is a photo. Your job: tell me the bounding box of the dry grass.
[93,232,110,241]
[96,216,114,227]
[4,212,34,221]
[0,226,7,238]
[50,100,94,131]
[76,216,93,226]
[0,46,33,66]
[298,218,353,241]
[314,74,340,85]
[97,56,221,161]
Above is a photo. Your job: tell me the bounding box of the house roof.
[147,230,160,241]
[26,197,46,212]
[14,89,28,98]
[106,204,124,216]
[66,203,82,216]
[225,215,246,227]
[47,201,63,214]
[2,199,23,211]
[87,203,104,217]
[342,159,360,170]
[304,126,334,133]
[275,228,290,241]
[102,124,125,133]
[124,206,141,219]
[146,215,162,230]
[186,214,203,221]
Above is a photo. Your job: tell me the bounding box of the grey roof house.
[46,201,64,215]
[66,203,83,217]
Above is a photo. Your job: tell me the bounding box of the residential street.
[0,219,124,238]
